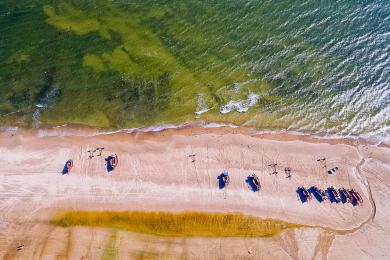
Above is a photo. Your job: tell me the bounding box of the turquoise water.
[0,1,389,137]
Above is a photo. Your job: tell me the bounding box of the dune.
[0,126,389,259]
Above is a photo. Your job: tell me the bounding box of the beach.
[1,1,389,259]
[0,125,389,259]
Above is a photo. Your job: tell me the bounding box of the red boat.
[350,189,363,205]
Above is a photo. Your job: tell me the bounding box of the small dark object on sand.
[285,167,292,178]
[95,147,104,156]
[328,167,339,174]
[87,150,95,159]
[188,154,196,163]
[268,163,278,175]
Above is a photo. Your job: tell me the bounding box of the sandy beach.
[0,126,389,259]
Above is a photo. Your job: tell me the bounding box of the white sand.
[0,126,388,259]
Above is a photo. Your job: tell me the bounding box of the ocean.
[0,1,388,138]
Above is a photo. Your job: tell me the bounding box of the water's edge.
[1,121,388,147]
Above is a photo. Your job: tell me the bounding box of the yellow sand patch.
[52,211,302,237]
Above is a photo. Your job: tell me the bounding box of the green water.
[0,1,389,137]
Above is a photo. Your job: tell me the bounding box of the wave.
[2,121,388,146]
[220,93,260,114]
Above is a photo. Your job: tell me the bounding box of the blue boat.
[350,189,363,206]
[246,174,261,192]
[62,160,73,175]
[338,188,348,204]
[326,187,339,203]
[217,171,230,189]
[308,186,324,202]
[296,187,308,203]
[105,154,118,173]
[350,195,358,206]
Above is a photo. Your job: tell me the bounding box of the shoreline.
[1,121,388,147]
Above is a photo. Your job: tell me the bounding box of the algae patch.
[52,211,302,237]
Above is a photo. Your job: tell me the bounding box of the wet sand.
[0,126,389,259]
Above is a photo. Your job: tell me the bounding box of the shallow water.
[0,1,388,138]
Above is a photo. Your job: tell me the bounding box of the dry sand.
[0,126,389,259]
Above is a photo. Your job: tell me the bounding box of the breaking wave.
[220,93,260,114]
